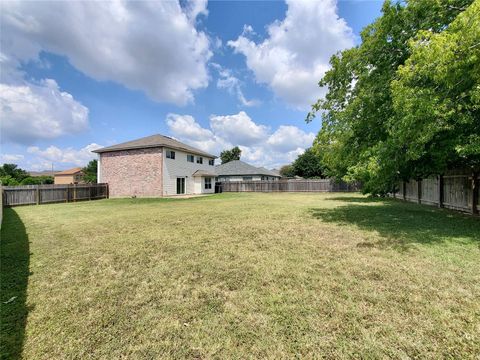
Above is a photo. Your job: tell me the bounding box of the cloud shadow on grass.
[311,197,480,249]
[1,208,30,359]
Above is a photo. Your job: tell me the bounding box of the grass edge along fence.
[2,183,109,207]
[218,179,360,193]
[393,170,479,215]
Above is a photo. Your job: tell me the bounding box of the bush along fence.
[393,169,479,215]
[2,183,109,207]
[218,179,361,193]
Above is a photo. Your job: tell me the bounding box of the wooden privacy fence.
[2,183,109,207]
[219,179,360,193]
[393,170,479,215]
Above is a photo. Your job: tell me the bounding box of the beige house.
[54,167,85,185]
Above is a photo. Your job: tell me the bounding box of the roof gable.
[93,134,217,158]
[55,167,83,176]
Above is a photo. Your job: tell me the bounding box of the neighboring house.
[54,167,85,185]
[92,134,217,197]
[215,160,281,182]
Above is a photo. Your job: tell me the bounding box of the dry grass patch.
[1,193,479,359]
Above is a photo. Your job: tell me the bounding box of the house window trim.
[196,156,203,164]
[166,150,176,159]
[204,177,212,190]
[208,159,214,166]
[187,154,194,163]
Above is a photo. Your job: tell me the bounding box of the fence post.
[417,179,422,204]
[472,171,479,215]
[438,174,444,208]
[73,184,77,202]
[36,185,40,205]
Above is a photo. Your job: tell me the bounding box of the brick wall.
[100,148,163,197]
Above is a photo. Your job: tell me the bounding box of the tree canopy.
[307,0,476,194]
[279,164,295,178]
[220,146,242,164]
[1,164,28,185]
[292,148,325,179]
[0,164,29,181]
[0,164,53,186]
[0,164,54,185]
[82,160,98,183]
[20,176,54,185]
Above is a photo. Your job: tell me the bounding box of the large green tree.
[82,160,98,183]
[308,0,474,194]
[0,164,29,185]
[0,164,29,181]
[220,146,241,164]
[279,164,295,178]
[292,148,325,179]
[390,0,480,174]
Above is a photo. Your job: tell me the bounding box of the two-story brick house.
[93,134,217,197]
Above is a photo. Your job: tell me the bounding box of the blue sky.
[0,0,383,170]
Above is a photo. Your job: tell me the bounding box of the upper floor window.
[166,150,175,159]
[243,176,253,181]
[197,156,203,164]
[187,154,194,163]
[208,159,214,166]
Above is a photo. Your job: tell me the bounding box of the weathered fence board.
[421,177,439,206]
[2,183,108,207]
[393,171,479,215]
[219,179,360,193]
[405,180,419,202]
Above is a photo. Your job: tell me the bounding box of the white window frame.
[204,177,212,190]
[166,150,175,159]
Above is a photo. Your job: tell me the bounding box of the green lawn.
[1,193,479,359]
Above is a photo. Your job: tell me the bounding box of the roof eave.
[216,173,281,177]
[93,144,217,158]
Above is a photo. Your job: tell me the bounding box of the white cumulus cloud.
[165,111,315,168]
[1,0,212,105]
[1,154,24,162]
[27,143,102,168]
[228,0,354,109]
[167,114,214,141]
[267,125,316,152]
[0,79,89,144]
[210,111,268,146]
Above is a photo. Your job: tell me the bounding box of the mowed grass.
[1,193,479,359]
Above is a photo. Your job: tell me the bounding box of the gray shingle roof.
[192,170,216,177]
[92,134,217,158]
[215,160,281,177]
